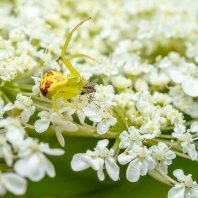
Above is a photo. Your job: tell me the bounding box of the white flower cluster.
[0,0,198,197]
[0,97,64,196]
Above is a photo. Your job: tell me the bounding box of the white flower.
[114,39,142,54]
[114,92,134,109]
[95,84,117,107]
[190,122,198,134]
[96,108,117,134]
[152,92,172,105]
[124,54,150,76]
[0,117,25,149]
[13,52,38,74]
[9,29,26,42]
[163,105,184,125]
[14,138,64,181]
[13,94,35,123]
[118,145,156,182]
[16,40,36,55]
[181,75,198,97]
[111,75,132,89]
[0,61,17,82]
[96,55,119,76]
[35,111,78,147]
[149,70,170,87]
[185,41,198,63]
[33,50,60,71]
[31,76,41,95]
[150,142,176,175]
[119,126,144,149]
[71,139,119,181]
[0,135,13,167]
[140,119,161,139]
[0,100,14,119]
[164,58,198,97]
[34,110,51,133]
[137,20,155,39]
[157,52,198,98]
[136,99,155,117]
[168,169,198,198]
[172,124,197,160]
[0,171,27,196]
[50,112,78,147]
[83,106,117,134]
[0,38,15,61]
[134,79,149,92]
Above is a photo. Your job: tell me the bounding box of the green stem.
[33,103,51,111]
[1,91,11,103]
[22,122,35,130]
[159,134,175,139]
[11,83,33,91]
[173,150,198,161]
[112,137,120,151]
[155,167,176,185]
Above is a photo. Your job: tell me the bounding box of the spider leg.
[51,87,81,123]
[61,17,91,77]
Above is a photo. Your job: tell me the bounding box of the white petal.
[182,76,198,97]
[3,103,14,112]
[158,142,168,150]
[118,152,136,165]
[119,139,130,149]
[173,169,184,179]
[97,139,109,150]
[34,119,50,133]
[169,68,184,83]
[119,131,129,140]
[139,159,148,176]
[59,121,78,132]
[159,162,168,175]
[14,154,44,181]
[168,184,185,198]
[150,145,158,152]
[50,113,61,123]
[187,143,197,160]
[126,158,140,182]
[55,131,65,147]
[190,122,198,133]
[81,155,101,171]
[27,153,45,181]
[97,167,105,181]
[42,155,55,178]
[190,185,198,198]
[2,146,13,167]
[6,127,25,147]
[3,173,27,195]
[109,117,117,126]
[77,111,85,124]
[97,120,110,134]
[105,156,119,181]
[42,147,65,156]
[71,154,90,171]
[147,158,156,171]
[13,158,29,177]
[0,183,6,195]
[143,134,155,139]
[165,150,176,160]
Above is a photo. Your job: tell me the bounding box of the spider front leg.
[51,86,83,123]
[61,17,91,78]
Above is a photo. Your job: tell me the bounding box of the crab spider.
[40,17,97,121]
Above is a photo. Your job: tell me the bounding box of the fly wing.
[84,78,98,87]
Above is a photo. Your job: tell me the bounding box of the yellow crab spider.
[40,17,96,121]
